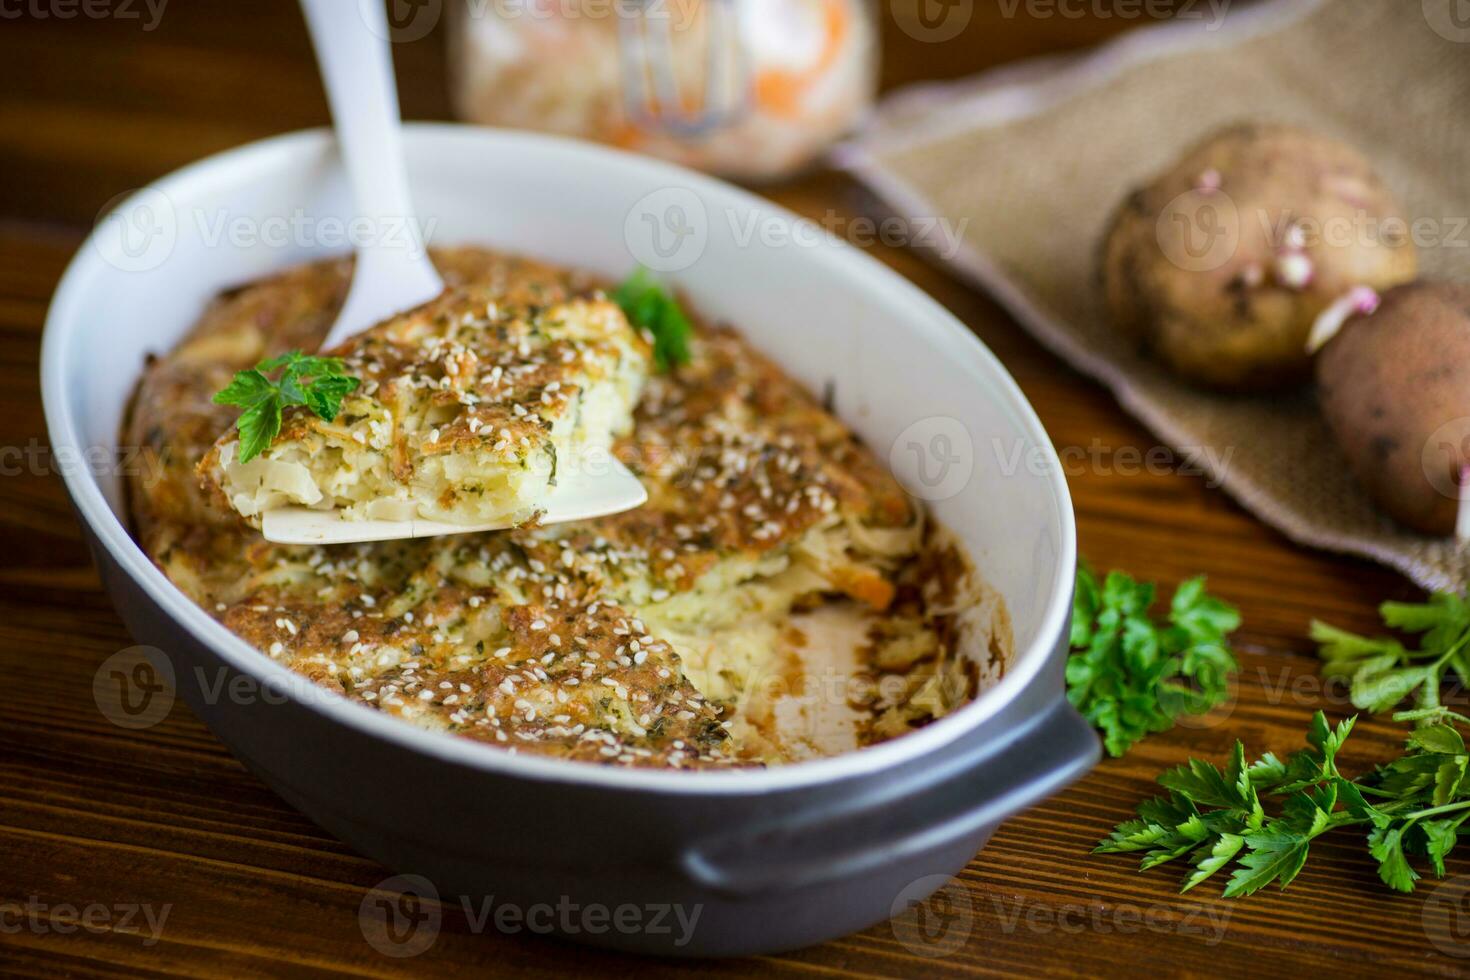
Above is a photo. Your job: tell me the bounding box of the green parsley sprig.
[212,351,360,463]
[613,268,692,373]
[1067,566,1241,757]
[1096,711,1470,895]
[1312,592,1470,716]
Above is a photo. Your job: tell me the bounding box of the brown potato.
[1101,123,1418,390]
[1316,282,1470,536]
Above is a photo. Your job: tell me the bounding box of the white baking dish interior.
[44,125,1074,789]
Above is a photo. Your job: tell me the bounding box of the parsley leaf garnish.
[212,351,360,463]
[1097,711,1470,895]
[613,268,692,373]
[1067,565,1240,757]
[1312,592,1470,716]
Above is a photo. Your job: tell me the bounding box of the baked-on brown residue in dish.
[124,248,989,769]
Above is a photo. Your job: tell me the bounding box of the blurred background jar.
[448,0,880,182]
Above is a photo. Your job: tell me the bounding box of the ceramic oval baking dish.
[42,125,1097,957]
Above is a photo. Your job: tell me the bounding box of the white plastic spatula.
[263,1,647,546]
[299,0,442,350]
[262,461,650,545]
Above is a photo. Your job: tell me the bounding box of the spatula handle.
[299,0,443,350]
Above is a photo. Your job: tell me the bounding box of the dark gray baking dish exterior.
[44,126,1099,957]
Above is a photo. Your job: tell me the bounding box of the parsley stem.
[1401,800,1470,823]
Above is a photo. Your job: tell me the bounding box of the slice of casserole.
[199,289,651,527]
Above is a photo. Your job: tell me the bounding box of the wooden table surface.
[2,2,1460,976]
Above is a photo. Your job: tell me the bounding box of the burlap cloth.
[835,0,1470,592]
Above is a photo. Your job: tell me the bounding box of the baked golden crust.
[197,270,649,526]
[124,248,983,769]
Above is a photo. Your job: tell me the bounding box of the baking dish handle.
[680,695,1099,897]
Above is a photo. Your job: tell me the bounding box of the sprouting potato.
[1100,123,1418,391]
[1316,282,1470,536]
